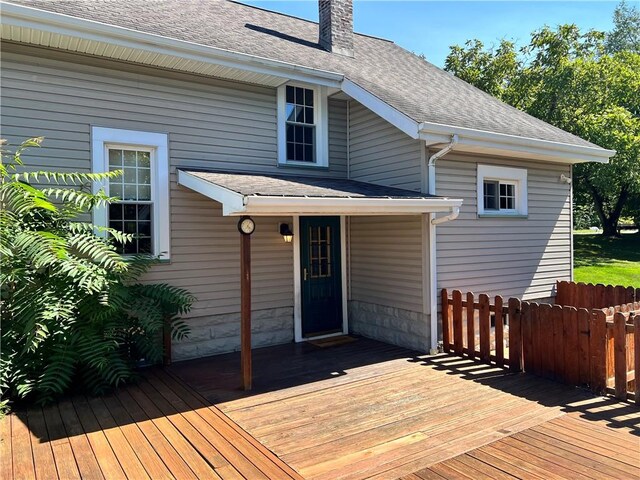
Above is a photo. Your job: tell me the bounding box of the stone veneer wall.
[173,307,293,361]
[348,300,430,352]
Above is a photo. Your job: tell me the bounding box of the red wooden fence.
[556,280,639,310]
[441,289,640,404]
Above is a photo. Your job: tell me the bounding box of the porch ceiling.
[177,169,463,216]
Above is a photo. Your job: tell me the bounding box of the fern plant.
[0,138,193,405]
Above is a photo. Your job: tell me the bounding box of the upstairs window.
[477,164,527,217]
[92,127,170,259]
[277,83,328,167]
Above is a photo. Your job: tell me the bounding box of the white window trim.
[477,164,528,217]
[277,83,329,168]
[91,126,170,260]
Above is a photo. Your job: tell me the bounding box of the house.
[0,0,614,364]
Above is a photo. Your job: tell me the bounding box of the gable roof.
[3,0,611,157]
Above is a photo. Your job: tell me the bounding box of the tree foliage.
[0,138,194,405]
[444,4,640,236]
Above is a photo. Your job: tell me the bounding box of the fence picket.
[479,294,491,362]
[613,312,627,400]
[441,289,450,353]
[634,315,640,406]
[466,292,475,359]
[577,308,591,386]
[509,297,522,372]
[552,305,565,383]
[495,296,504,367]
[564,307,580,386]
[589,310,607,394]
[539,303,553,379]
[452,290,463,355]
[522,302,533,373]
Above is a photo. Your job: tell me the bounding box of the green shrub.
[0,138,194,405]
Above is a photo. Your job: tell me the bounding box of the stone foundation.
[173,307,294,361]
[348,300,430,352]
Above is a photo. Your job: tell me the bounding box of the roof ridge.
[230,0,393,43]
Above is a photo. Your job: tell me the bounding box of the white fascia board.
[419,122,615,164]
[177,170,246,216]
[241,196,463,216]
[1,1,344,88]
[341,78,420,139]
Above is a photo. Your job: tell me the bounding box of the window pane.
[303,126,313,144]
[304,144,314,162]
[304,107,314,124]
[286,85,295,104]
[109,203,122,220]
[123,184,137,200]
[124,204,137,219]
[295,143,304,161]
[110,183,123,199]
[286,143,295,161]
[138,204,151,221]
[138,185,151,201]
[286,104,296,122]
[138,237,152,254]
[295,87,303,104]
[295,106,305,123]
[138,168,151,185]
[304,88,313,106]
[124,221,137,234]
[109,149,122,167]
[484,181,498,210]
[138,221,151,237]
[505,197,515,209]
[124,150,137,167]
[124,167,137,184]
[138,151,150,168]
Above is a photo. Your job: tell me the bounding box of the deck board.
[2,338,638,480]
[171,338,640,480]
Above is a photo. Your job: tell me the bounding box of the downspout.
[426,134,459,354]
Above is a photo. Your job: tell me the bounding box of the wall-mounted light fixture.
[279,223,293,243]
[560,173,572,184]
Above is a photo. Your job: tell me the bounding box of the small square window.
[477,165,527,216]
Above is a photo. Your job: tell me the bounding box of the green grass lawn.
[573,232,640,287]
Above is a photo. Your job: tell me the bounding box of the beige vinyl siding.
[0,44,347,178]
[348,101,423,191]
[436,152,572,300]
[144,179,294,318]
[349,216,424,313]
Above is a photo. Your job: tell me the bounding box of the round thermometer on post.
[238,216,255,235]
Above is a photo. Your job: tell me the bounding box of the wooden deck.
[2,338,638,479]
[0,369,301,480]
[172,338,640,480]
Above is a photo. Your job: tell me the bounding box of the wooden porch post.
[239,218,253,390]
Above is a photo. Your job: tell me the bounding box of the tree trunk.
[585,179,629,238]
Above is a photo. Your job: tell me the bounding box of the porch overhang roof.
[177,169,463,216]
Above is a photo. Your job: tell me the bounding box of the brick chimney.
[318,0,353,57]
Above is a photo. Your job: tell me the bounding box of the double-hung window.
[277,84,328,167]
[92,127,170,259]
[477,164,528,217]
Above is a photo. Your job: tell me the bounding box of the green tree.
[1,138,194,405]
[606,0,640,54]
[445,13,640,237]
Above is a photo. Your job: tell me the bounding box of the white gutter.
[431,206,460,225]
[425,135,460,354]
[419,121,614,164]
[1,1,344,87]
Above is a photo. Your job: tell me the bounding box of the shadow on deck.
[3,337,639,480]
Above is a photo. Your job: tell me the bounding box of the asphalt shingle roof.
[181,170,440,199]
[10,0,602,149]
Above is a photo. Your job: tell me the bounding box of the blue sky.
[239,1,618,66]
